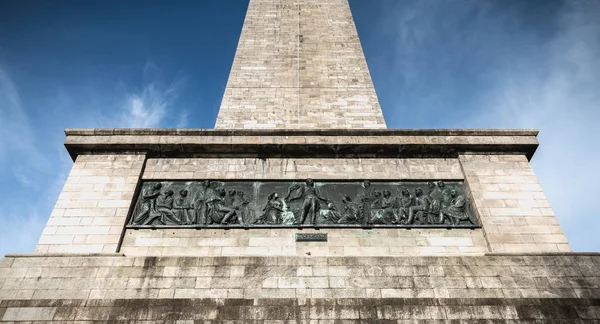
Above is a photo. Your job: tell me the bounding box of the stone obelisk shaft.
[215,0,386,129]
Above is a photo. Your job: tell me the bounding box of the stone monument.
[1,0,598,322]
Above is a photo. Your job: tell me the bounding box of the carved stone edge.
[65,128,540,137]
[63,129,539,161]
[125,225,481,230]
[4,253,125,258]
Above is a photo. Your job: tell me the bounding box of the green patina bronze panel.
[127,179,478,229]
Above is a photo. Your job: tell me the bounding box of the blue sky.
[0,0,598,255]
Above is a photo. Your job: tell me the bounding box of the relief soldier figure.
[357,180,374,225]
[287,179,328,225]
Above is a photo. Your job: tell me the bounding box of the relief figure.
[143,190,181,225]
[174,189,194,225]
[338,195,361,224]
[440,190,471,225]
[287,179,328,225]
[398,188,414,224]
[208,189,238,225]
[408,187,430,225]
[438,181,452,208]
[229,190,252,225]
[194,180,213,225]
[132,183,162,225]
[280,198,296,225]
[427,181,442,222]
[357,180,374,225]
[318,202,341,225]
[381,189,400,224]
[257,192,284,225]
[369,190,387,224]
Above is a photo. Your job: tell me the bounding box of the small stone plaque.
[296,233,328,242]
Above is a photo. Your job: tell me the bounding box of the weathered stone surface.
[215,0,385,129]
[36,154,145,254]
[142,157,463,180]
[460,155,571,253]
[1,254,599,321]
[121,228,487,257]
[2,254,600,300]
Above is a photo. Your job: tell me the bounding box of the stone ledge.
[486,252,600,256]
[63,128,539,161]
[3,253,599,264]
[65,128,539,137]
[4,253,125,258]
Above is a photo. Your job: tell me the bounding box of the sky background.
[0,0,598,255]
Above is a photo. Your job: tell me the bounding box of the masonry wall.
[142,157,463,180]
[35,154,145,254]
[215,0,386,129]
[460,154,571,253]
[1,254,599,322]
[34,153,570,256]
[121,228,487,257]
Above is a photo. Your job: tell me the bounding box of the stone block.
[2,307,56,321]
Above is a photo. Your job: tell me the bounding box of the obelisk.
[216,0,386,129]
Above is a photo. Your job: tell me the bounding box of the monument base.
[1,253,599,322]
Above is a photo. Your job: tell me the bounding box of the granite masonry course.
[1,254,599,322]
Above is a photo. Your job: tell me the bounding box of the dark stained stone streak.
[1,298,599,322]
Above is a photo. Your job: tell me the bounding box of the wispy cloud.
[469,1,600,251]
[0,61,188,256]
[0,67,46,168]
[116,62,188,128]
[0,66,52,255]
[376,0,600,250]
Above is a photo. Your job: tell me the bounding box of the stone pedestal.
[1,254,599,322]
[0,129,582,322]
[35,128,568,257]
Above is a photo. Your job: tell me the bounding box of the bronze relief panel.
[127,179,479,228]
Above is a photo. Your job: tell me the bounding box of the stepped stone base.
[1,254,599,322]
